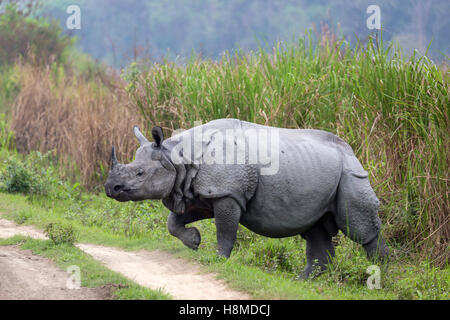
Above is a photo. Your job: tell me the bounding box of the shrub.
[44,222,77,245]
[0,156,44,194]
[0,150,71,198]
[0,4,73,66]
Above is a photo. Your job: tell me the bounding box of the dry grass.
[11,63,141,189]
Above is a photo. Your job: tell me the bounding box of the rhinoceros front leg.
[213,197,242,258]
[167,211,206,250]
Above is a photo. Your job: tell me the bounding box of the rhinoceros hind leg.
[213,197,242,258]
[335,171,382,245]
[300,219,335,279]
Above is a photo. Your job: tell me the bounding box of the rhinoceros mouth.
[107,189,134,202]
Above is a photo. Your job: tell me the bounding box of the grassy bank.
[0,191,448,300]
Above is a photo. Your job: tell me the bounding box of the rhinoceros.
[104,119,388,277]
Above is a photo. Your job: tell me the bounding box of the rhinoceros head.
[104,126,176,202]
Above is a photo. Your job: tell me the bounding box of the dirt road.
[78,243,249,300]
[0,245,111,300]
[0,217,250,300]
[0,218,47,240]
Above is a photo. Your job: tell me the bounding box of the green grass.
[1,33,447,268]
[1,192,448,300]
[0,33,448,299]
[124,35,449,265]
[0,235,171,300]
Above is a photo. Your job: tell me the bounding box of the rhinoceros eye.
[136,169,144,177]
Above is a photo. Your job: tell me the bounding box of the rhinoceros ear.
[133,125,149,145]
[151,126,164,147]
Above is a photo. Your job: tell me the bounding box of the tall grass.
[125,34,449,265]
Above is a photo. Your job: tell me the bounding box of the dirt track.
[0,218,47,240]
[0,245,111,300]
[0,217,250,300]
[78,243,249,300]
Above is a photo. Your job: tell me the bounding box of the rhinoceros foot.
[181,227,201,250]
[298,262,327,280]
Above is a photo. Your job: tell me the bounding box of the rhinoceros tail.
[331,134,369,178]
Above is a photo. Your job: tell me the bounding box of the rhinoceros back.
[237,122,345,237]
[165,119,377,240]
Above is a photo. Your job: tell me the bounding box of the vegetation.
[0,1,448,300]
[4,35,448,263]
[125,35,449,266]
[0,140,448,300]
[0,3,73,66]
[44,222,77,245]
[9,63,139,188]
[0,189,448,300]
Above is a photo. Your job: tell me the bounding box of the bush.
[44,222,77,245]
[0,150,73,198]
[0,4,74,66]
[0,156,45,194]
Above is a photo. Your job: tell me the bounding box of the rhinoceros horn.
[110,145,119,169]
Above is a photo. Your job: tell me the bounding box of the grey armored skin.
[105,119,388,278]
